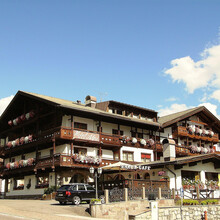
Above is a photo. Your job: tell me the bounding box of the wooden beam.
[189,162,197,167]
[174,164,183,170]
[202,159,212,164]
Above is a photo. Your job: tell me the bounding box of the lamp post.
[89,166,102,199]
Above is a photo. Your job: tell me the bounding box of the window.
[131,131,143,138]
[14,178,24,190]
[137,133,143,138]
[74,122,87,130]
[123,151,134,161]
[78,185,85,190]
[141,153,151,163]
[69,185,77,191]
[86,185,95,191]
[112,129,124,135]
[74,147,87,156]
[117,110,122,115]
[36,174,49,187]
[131,131,136,137]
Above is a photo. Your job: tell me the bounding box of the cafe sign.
[120,165,151,170]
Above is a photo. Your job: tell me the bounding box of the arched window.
[70,173,85,183]
[144,173,150,180]
[114,174,125,180]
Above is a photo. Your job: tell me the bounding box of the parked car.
[55,183,105,205]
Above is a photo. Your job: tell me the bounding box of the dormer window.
[117,110,122,115]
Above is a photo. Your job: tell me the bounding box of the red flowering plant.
[158,171,166,176]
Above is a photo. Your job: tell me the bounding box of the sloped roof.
[140,153,220,167]
[97,100,157,113]
[158,106,220,132]
[2,91,160,128]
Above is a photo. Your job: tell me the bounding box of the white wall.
[167,162,220,190]
[62,115,71,127]
[6,175,44,196]
[120,146,154,162]
[160,127,172,140]
[74,116,96,131]
[56,144,70,155]
[102,149,114,160]
[101,122,118,134]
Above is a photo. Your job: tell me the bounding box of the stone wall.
[90,199,175,220]
[134,205,220,220]
[91,200,220,220]
[158,205,220,220]
[90,200,150,220]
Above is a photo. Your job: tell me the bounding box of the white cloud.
[158,102,220,119]
[165,97,178,102]
[198,102,219,119]
[158,103,190,117]
[211,89,220,102]
[165,44,220,94]
[0,95,14,116]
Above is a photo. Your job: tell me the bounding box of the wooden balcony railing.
[60,127,72,139]
[73,129,100,142]
[100,133,121,146]
[175,146,190,156]
[173,126,219,143]
[35,154,60,169]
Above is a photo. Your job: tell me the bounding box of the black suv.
[55,183,105,205]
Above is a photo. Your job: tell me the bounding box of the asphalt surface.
[0,199,104,220]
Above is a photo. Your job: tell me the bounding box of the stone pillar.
[200,170,206,184]
[196,186,200,199]
[158,187,161,199]
[104,189,109,204]
[124,188,128,202]
[142,187,145,200]
[49,172,55,187]
[172,188,175,199]
[150,201,158,220]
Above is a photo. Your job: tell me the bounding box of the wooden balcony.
[100,133,121,146]
[173,126,219,143]
[35,154,120,170]
[175,146,190,156]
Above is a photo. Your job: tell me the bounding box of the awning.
[102,161,131,171]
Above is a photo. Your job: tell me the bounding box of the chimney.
[85,95,97,108]
[162,138,176,161]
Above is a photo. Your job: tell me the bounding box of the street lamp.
[89,166,102,199]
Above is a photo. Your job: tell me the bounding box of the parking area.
[0,199,99,220]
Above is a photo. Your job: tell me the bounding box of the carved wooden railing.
[35,154,60,169]
[175,145,190,156]
[100,133,121,146]
[173,126,219,143]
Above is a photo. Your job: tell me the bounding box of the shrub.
[90,199,101,204]
[44,186,56,194]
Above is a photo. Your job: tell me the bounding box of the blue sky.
[1,0,220,117]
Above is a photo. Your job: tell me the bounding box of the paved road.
[0,199,105,220]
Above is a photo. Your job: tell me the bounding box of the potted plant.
[90,199,101,205]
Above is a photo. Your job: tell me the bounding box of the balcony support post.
[70,141,73,156]
[117,124,120,135]
[52,135,56,169]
